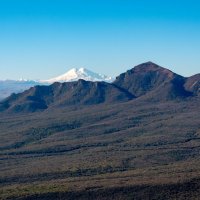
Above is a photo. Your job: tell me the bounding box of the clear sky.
[0,0,200,80]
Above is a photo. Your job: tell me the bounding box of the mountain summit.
[114,62,192,100]
[41,68,114,84]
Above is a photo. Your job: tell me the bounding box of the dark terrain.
[0,62,200,200]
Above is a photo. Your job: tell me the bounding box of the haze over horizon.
[0,0,200,80]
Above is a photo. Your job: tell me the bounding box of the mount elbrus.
[0,62,200,200]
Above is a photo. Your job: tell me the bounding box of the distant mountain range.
[0,62,199,113]
[0,68,114,100]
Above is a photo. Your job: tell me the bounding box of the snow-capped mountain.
[41,68,114,84]
[0,68,114,100]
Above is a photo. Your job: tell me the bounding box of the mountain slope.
[1,86,200,199]
[184,74,200,96]
[0,80,134,113]
[41,68,114,83]
[114,62,192,100]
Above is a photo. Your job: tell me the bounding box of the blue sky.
[0,0,200,80]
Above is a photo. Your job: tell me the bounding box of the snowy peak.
[0,68,114,100]
[41,68,114,83]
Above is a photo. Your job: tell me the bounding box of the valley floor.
[1,99,200,199]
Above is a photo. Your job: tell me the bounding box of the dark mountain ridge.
[0,62,199,113]
[0,80,134,113]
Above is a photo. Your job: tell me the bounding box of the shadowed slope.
[185,74,200,96]
[114,62,192,100]
[0,80,134,113]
